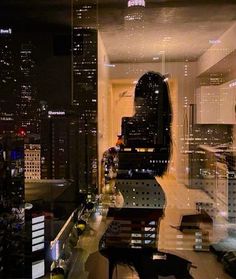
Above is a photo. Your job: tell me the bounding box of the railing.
[49,206,85,276]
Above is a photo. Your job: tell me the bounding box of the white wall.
[196,83,235,124]
[198,23,236,76]
[98,32,111,187]
[109,80,135,145]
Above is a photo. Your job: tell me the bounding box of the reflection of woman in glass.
[122,71,172,175]
[100,72,194,278]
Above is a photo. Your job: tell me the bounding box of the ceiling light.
[104,63,116,68]
[128,0,145,8]
[209,39,221,44]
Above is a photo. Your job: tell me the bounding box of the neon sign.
[48,111,66,116]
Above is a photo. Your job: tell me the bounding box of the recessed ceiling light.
[104,63,116,67]
[163,36,172,42]
[209,39,221,44]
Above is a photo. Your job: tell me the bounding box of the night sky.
[0,0,71,107]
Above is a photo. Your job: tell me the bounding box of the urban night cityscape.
[0,0,236,278]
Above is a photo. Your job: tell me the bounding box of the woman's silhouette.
[100,72,194,279]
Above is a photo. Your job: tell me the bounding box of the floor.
[68,174,232,279]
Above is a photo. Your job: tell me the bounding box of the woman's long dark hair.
[134,71,172,176]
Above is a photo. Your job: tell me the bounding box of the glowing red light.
[17,127,27,137]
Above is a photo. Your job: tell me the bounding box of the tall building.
[24,144,41,180]
[72,0,98,196]
[16,42,40,135]
[0,134,25,278]
[125,0,145,22]
[40,108,88,201]
[124,0,146,63]
[0,28,16,134]
[40,110,70,180]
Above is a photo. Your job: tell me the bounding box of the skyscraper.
[0,28,16,134]
[16,42,40,135]
[125,0,146,22]
[40,110,70,180]
[124,0,146,63]
[72,0,98,196]
[40,108,86,200]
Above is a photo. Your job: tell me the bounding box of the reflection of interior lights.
[153,57,160,60]
[229,81,236,88]
[163,36,172,42]
[220,211,227,217]
[128,0,145,7]
[104,63,116,68]
[209,39,221,44]
[124,13,143,21]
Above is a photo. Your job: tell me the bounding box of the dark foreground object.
[222,251,236,278]
[100,247,194,279]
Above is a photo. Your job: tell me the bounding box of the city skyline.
[0,0,236,278]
